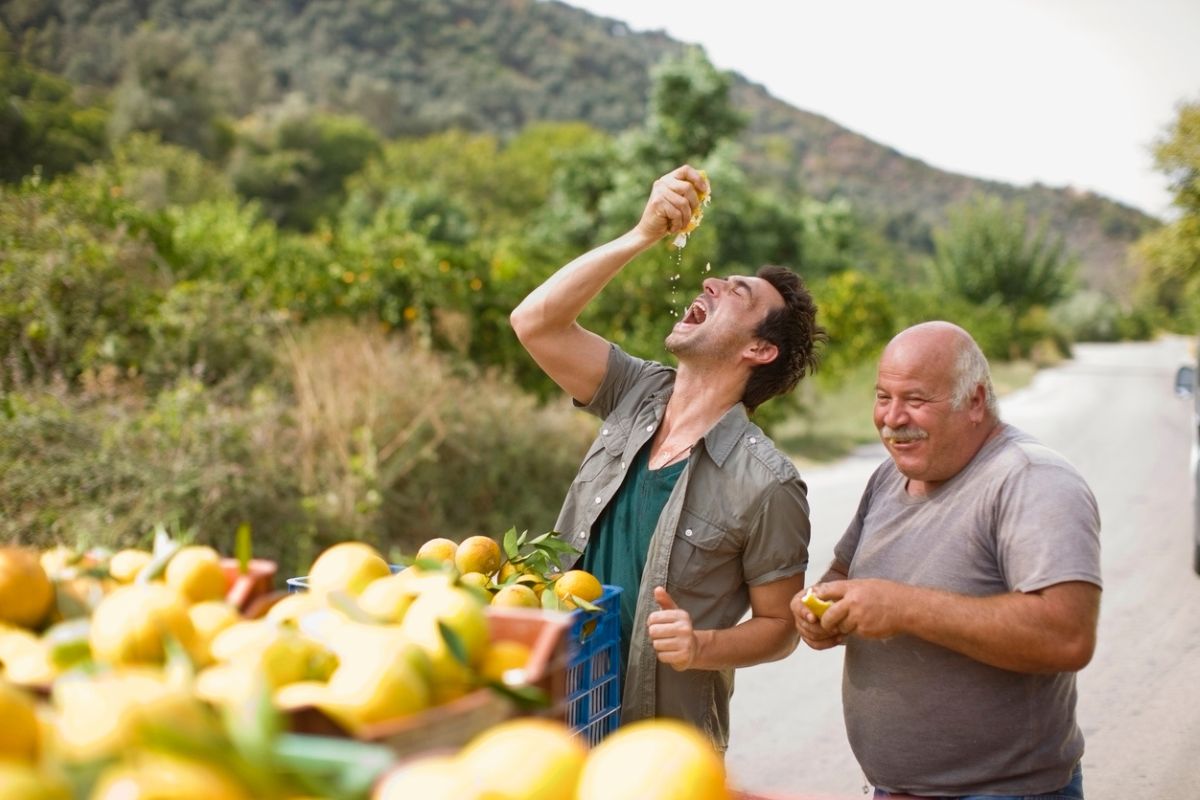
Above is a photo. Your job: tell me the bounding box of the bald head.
[883,322,998,419]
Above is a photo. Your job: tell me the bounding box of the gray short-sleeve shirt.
[834,424,1102,796]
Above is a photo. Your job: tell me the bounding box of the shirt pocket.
[575,417,630,482]
[669,507,739,590]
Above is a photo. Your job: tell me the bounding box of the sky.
[563,0,1200,220]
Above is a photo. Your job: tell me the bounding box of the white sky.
[563,0,1200,219]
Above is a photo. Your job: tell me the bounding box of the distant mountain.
[1,0,1156,296]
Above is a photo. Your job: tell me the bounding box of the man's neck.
[650,365,745,467]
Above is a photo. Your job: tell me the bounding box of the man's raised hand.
[635,165,710,243]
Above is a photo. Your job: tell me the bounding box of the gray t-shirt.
[833,423,1102,796]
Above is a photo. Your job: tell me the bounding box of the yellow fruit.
[373,756,463,800]
[53,668,211,763]
[0,681,39,762]
[0,548,54,629]
[478,640,532,685]
[402,587,489,667]
[108,549,153,583]
[800,588,834,619]
[0,631,56,688]
[0,762,70,800]
[553,569,603,610]
[499,561,545,596]
[39,546,78,580]
[165,546,228,604]
[357,574,417,624]
[391,566,455,595]
[457,719,586,800]
[187,601,240,666]
[415,537,458,565]
[89,583,197,666]
[265,592,323,626]
[208,620,273,662]
[458,571,491,590]
[491,584,539,609]
[209,622,336,687]
[90,754,252,800]
[319,639,432,730]
[575,719,729,800]
[454,536,501,577]
[308,542,391,597]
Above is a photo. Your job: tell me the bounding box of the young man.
[510,165,824,749]
[793,321,1101,798]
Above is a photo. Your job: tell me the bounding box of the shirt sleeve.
[995,461,1103,593]
[833,466,883,571]
[575,344,668,420]
[742,477,811,586]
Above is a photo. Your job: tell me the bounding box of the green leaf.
[235,522,253,573]
[540,590,563,611]
[44,619,92,669]
[527,531,552,545]
[438,621,471,667]
[137,536,183,583]
[502,526,520,561]
[325,591,376,624]
[571,594,602,613]
[485,680,550,710]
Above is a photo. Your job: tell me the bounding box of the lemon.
[0,548,54,629]
[165,546,228,604]
[0,762,70,800]
[491,584,540,609]
[458,571,492,590]
[187,601,240,666]
[454,536,501,577]
[800,588,834,619]
[478,640,532,684]
[458,719,586,800]
[499,561,546,596]
[402,586,489,667]
[415,537,458,565]
[553,569,603,610]
[575,719,729,800]
[308,542,391,597]
[89,583,198,666]
[108,549,153,583]
[0,681,39,762]
[265,592,323,626]
[90,754,252,800]
[357,574,416,623]
[372,756,462,800]
[53,668,212,763]
[319,638,432,730]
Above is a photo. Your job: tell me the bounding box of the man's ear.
[746,340,778,366]
[968,383,988,422]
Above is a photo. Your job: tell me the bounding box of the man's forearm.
[510,227,656,339]
[690,616,800,670]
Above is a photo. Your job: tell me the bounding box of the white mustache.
[882,425,928,443]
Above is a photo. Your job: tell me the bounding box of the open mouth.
[681,299,708,326]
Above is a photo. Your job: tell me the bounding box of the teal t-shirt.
[581,439,686,668]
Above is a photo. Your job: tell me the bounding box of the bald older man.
[792,322,1101,800]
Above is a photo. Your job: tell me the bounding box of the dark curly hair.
[741,265,826,412]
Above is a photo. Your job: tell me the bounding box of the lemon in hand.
[800,588,833,619]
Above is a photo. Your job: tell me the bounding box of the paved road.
[725,337,1200,799]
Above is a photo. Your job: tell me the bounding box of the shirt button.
[594,496,603,504]
[749,437,758,444]
[580,530,589,539]
[602,428,609,435]
[620,462,627,470]
[646,424,654,432]
[685,529,694,537]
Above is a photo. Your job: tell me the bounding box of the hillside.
[0,0,1157,296]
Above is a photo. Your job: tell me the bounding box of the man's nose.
[879,400,908,429]
[701,277,723,296]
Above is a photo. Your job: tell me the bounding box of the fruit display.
[0,533,793,799]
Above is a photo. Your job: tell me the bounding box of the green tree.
[108,28,232,161]
[1134,100,1200,330]
[929,195,1076,346]
[0,27,108,183]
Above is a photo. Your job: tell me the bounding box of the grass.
[777,358,1039,467]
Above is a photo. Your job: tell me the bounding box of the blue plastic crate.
[564,584,622,746]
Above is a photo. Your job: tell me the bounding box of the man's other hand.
[635,165,709,243]
[648,586,698,671]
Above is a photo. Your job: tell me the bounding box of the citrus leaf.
[235,523,253,573]
[438,621,471,667]
[571,594,602,613]
[325,591,376,624]
[484,680,550,711]
[540,590,563,611]
[502,526,520,561]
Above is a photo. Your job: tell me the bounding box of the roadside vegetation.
[2,16,1191,576]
